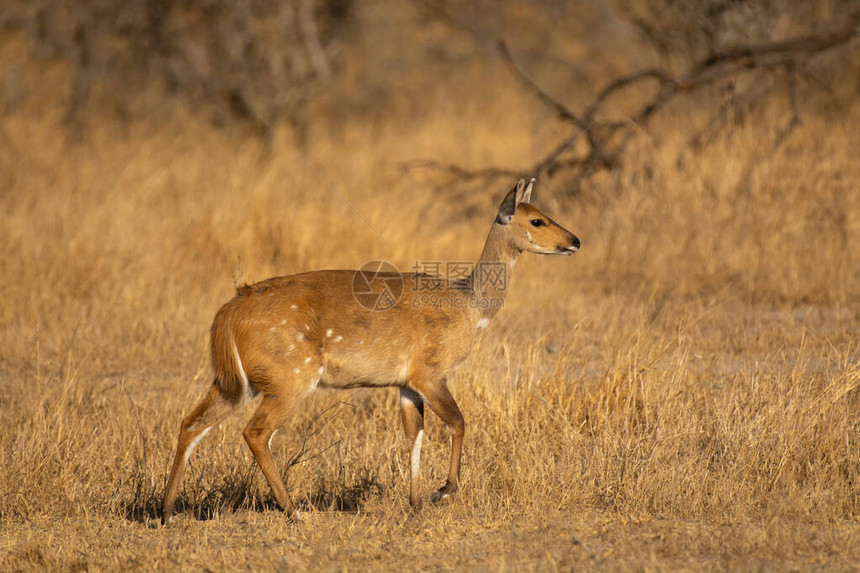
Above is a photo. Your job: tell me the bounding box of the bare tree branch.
[529,126,593,177]
[411,9,859,185]
[691,11,859,76]
[298,0,332,81]
[497,40,585,127]
[583,69,678,121]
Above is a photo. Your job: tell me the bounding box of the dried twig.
[283,400,355,473]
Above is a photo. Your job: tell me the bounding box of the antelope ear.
[496,180,524,225]
[521,177,535,204]
[513,178,526,204]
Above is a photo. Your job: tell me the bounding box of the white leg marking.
[268,428,279,449]
[401,387,428,406]
[184,427,212,463]
[400,389,422,408]
[411,429,423,476]
[231,341,252,402]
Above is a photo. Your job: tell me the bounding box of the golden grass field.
[2,4,860,570]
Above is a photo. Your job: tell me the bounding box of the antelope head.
[495,178,581,256]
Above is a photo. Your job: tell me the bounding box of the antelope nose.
[571,236,581,250]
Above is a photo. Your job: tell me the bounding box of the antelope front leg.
[399,387,425,509]
[411,377,465,503]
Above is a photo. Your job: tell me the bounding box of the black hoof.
[430,490,453,504]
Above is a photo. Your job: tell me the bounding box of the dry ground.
[2,5,860,571]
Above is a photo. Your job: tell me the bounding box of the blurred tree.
[4,0,352,130]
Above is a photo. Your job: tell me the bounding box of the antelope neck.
[468,222,521,321]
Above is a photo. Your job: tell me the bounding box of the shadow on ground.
[122,471,383,524]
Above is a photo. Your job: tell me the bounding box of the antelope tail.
[210,310,252,403]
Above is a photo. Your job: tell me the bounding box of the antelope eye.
[530,219,546,227]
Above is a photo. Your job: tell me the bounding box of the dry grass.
[2,8,860,571]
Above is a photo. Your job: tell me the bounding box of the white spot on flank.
[294,368,301,374]
[477,318,490,330]
[290,305,297,310]
[334,336,343,342]
[287,344,295,352]
[296,333,304,341]
[280,319,287,326]
[304,356,312,364]
[269,326,276,332]
[411,430,423,476]
[184,427,212,463]
[326,329,333,338]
